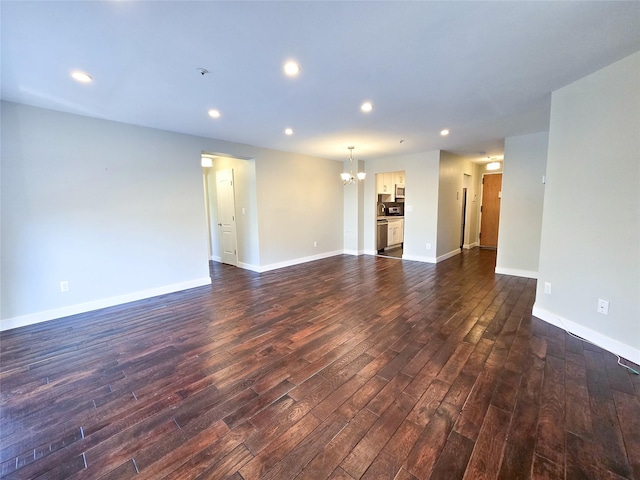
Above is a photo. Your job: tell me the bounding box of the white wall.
[253,150,344,269]
[468,163,484,247]
[364,151,440,261]
[436,152,475,260]
[1,101,345,328]
[496,132,548,278]
[533,51,640,364]
[1,102,211,328]
[343,159,366,255]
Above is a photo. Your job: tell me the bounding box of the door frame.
[461,173,472,249]
[460,187,467,250]
[202,153,244,267]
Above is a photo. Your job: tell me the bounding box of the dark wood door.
[480,173,502,248]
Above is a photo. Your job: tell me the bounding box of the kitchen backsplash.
[377,200,404,216]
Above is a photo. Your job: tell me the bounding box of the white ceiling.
[2,1,639,162]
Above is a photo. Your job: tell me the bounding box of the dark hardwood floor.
[1,249,639,479]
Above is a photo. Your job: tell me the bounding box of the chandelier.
[340,146,366,185]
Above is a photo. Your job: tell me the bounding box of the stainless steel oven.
[377,219,388,252]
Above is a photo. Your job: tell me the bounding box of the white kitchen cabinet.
[377,171,406,200]
[377,172,394,196]
[387,218,404,246]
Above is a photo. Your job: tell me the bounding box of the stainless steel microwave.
[395,184,405,199]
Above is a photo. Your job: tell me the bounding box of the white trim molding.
[238,250,344,273]
[532,304,640,366]
[495,267,538,279]
[436,248,462,263]
[0,277,212,332]
[402,253,436,263]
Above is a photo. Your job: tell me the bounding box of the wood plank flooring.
[1,248,639,479]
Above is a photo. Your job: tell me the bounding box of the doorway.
[375,171,406,259]
[202,157,240,268]
[460,187,468,250]
[479,173,502,248]
[461,173,472,249]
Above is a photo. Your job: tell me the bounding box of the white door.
[215,169,238,266]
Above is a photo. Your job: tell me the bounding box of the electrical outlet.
[60,281,69,293]
[597,299,609,315]
[426,243,431,250]
[313,241,317,248]
[544,282,551,294]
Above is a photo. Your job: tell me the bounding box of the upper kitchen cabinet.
[376,171,406,201]
[376,172,394,196]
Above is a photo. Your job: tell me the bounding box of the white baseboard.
[495,267,538,279]
[402,253,436,263]
[532,304,640,366]
[463,242,478,250]
[238,250,344,273]
[343,249,366,256]
[0,277,213,332]
[236,261,261,272]
[368,249,438,264]
[436,248,462,263]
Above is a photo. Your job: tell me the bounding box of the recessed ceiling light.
[284,128,293,136]
[440,129,450,136]
[361,102,373,112]
[208,109,221,118]
[283,61,300,76]
[71,71,92,83]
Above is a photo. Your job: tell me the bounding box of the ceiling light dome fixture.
[440,129,450,136]
[283,61,300,76]
[340,146,366,185]
[361,102,373,113]
[486,161,501,171]
[71,71,92,83]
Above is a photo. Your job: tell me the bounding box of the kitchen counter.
[377,215,404,220]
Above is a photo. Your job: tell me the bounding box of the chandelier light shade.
[341,146,366,185]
